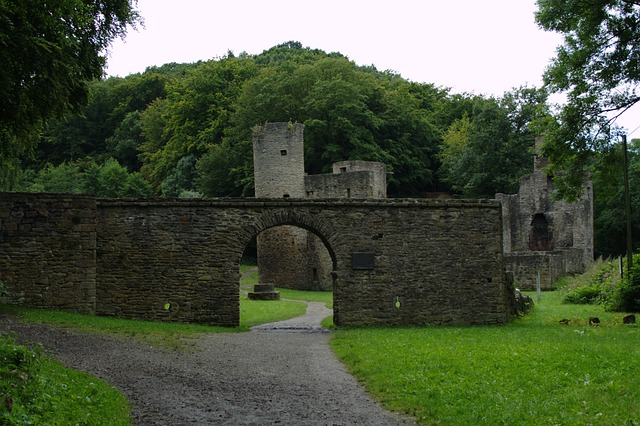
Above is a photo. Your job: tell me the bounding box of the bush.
[560,253,640,312]
[0,333,131,424]
[607,256,640,312]
[0,334,42,423]
[562,284,603,304]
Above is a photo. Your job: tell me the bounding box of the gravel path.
[0,303,415,425]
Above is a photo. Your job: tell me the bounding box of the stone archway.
[232,209,339,318]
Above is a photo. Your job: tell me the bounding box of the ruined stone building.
[253,122,386,291]
[496,137,594,290]
[254,125,594,293]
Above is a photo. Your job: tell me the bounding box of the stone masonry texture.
[0,193,513,327]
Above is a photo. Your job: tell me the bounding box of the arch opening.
[235,213,338,328]
[529,213,552,251]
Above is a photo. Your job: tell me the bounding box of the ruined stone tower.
[252,122,387,291]
[496,136,594,290]
[252,122,310,290]
[253,122,305,198]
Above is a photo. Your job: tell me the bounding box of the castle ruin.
[253,122,386,291]
[253,124,594,293]
[496,137,594,290]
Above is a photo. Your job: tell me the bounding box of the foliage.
[17,159,153,197]
[557,254,640,312]
[33,73,171,174]
[12,39,559,200]
[160,155,198,197]
[610,255,640,312]
[330,291,640,425]
[0,0,140,183]
[592,139,640,257]
[535,0,640,199]
[0,333,131,425]
[438,86,547,197]
[208,55,443,197]
[562,284,603,304]
[139,56,257,190]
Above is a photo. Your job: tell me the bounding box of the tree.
[207,56,441,197]
[138,56,257,190]
[592,139,640,257]
[438,87,548,198]
[0,0,139,184]
[535,0,640,199]
[19,158,152,197]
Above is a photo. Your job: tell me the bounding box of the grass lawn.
[241,263,334,308]
[1,297,306,349]
[330,291,640,425]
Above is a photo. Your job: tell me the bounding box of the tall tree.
[0,0,139,187]
[535,0,640,199]
[592,139,640,257]
[438,87,548,198]
[201,56,440,197]
[138,55,257,190]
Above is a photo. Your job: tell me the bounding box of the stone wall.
[332,160,387,198]
[305,161,387,199]
[1,194,513,327]
[496,137,594,290]
[0,192,96,314]
[252,123,389,291]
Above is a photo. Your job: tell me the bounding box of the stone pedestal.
[248,283,280,301]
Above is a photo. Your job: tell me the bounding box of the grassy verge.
[0,334,131,425]
[330,291,640,425]
[240,298,306,328]
[1,296,306,349]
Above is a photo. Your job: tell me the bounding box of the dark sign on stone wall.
[352,252,375,270]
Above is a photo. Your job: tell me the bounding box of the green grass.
[241,263,334,308]
[330,291,640,425]
[240,264,259,292]
[240,298,306,328]
[1,297,306,349]
[277,288,333,309]
[1,335,131,425]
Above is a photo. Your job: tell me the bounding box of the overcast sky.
[105,0,638,135]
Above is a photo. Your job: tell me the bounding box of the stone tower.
[253,122,305,198]
[253,122,315,290]
[252,122,388,291]
[496,136,594,290]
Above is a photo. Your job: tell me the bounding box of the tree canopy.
[438,87,548,197]
[0,0,139,184]
[535,0,640,199]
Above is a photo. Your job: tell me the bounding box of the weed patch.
[0,334,131,425]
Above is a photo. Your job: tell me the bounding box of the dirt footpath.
[0,303,415,425]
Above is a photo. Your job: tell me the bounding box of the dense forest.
[3,41,638,258]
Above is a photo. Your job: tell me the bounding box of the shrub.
[607,254,640,312]
[562,284,603,304]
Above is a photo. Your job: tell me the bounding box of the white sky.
[106,0,639,135]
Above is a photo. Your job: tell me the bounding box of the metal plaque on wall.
[352,252,375,270]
